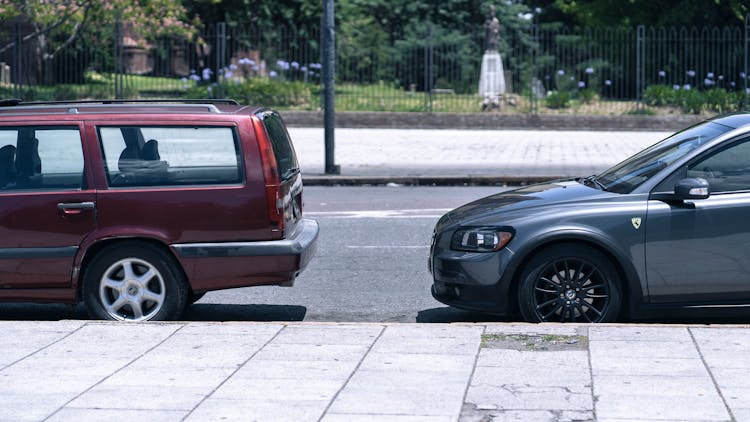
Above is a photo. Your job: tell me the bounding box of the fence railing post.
[636,25,646,110]
[13,21,22,98]
[424,22,433,113]
[529,23,539,114]
[215,22,227,98]
[745,14,749,109]
[113,19,123,99]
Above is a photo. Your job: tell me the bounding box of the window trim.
[0,124,86,192]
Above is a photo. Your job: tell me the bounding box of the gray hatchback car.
[430,113,750,323]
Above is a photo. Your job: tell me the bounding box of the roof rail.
[0,98,240,107]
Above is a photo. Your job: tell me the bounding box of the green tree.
[528,0,748,27]
[0,0,196,84]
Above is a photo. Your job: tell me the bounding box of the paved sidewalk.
[2,321,748,421]
[289,128,672,184]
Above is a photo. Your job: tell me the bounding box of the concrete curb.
[302,174,563,186]
[283,110,706,131]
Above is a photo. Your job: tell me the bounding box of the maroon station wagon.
[0,99,318,321]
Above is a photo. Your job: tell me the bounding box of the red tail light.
[252,117,284,235]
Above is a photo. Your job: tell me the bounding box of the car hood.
[437,179,612,230]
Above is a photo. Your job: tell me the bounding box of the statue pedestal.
[478,51,506,107]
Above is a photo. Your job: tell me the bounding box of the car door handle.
[57,202,96,215]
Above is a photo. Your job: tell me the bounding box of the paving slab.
[186,398,330,422]
[47,408,187,422]
[460,408,595,422]
[594,394,731,421]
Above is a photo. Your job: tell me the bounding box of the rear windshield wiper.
[281,166,301,181]
[580,175,608,191]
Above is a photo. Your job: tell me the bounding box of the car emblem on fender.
[631,217,642,229]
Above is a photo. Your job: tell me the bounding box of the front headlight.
[451,227,513,252]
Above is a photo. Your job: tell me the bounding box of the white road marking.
[305,208,451,219]
[345,245,430,249]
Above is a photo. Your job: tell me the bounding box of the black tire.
[518,244,622,323]
[82,242,188,321]
[188,292,206,305]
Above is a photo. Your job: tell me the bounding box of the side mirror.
[651,177,710,202]
[674,177,710,200]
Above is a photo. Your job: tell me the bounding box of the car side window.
[686,138,750,193]
[0,126,84,191]
[99,126,242,188]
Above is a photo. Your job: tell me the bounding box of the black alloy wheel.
[518,244,622,323]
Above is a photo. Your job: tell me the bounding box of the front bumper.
[429,233,515,314]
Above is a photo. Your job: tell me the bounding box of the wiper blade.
[281,167,301,180]
[581,175,608,191]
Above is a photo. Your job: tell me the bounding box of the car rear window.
[260,112,299,180]
[98,126,242,188]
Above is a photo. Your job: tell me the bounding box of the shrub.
[545,91,571,109]
[577,88,598,104]
[643,84,676,107]
[189,78,313,108]
[703,88,733,113]
[675,89,705,114]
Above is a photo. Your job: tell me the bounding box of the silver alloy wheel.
[98,257,166,321]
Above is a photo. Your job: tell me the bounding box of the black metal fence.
[0,17,748,114]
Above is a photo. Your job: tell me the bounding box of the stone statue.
[479,4,506,106]
[485,5,500,52]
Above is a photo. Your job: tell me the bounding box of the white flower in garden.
[704,78,714,86]
[707,72,714,79]
[269,70,278,78]
[578,81,586,88]
[585,67,594,74]
[672,84,680,90]
[181,77,187,83]
[740,72,746,79]
[730,81,736,87]
[686,70,696,77]
[229,64,238,71]
[718,75,724,80]
[291,61,300,69]
[557,69,565,76]
[202,68,213,81]
[605,80,612,86]
[658,70,666,77]
[683,84,691,90]
[190,74,201,81]
[225,71,233,79]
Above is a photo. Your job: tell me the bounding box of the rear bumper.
[172,219,319,291]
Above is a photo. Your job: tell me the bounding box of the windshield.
[594,122,729,194]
